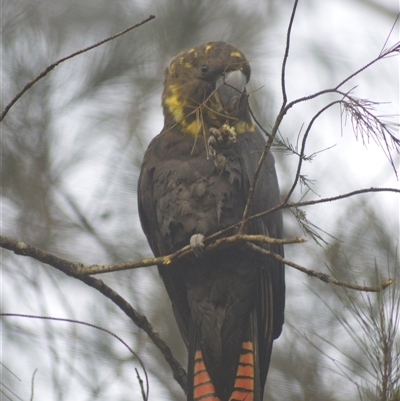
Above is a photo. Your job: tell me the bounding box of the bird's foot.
[190,233,205,258]
[208,124,236,171]
[208,124,237,154]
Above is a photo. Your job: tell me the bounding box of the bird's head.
[162,41,255,137]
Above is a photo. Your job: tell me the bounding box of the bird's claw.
[190,233,205,258]
[208,125,237,154]
[208,125,237,171]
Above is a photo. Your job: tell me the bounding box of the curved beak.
[216,70,247,114]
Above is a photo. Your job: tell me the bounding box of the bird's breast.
[147,129,246,253]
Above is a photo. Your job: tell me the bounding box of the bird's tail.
[191,349,220,401]
[188,312,263,401]
[227,340,257,401]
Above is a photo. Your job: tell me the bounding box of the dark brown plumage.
[138,41,285,401]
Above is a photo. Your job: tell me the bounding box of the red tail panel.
[193,350,221,401]
[192,341,257,401]
[229,341,255,401]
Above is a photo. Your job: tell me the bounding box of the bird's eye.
[200,64,209,74]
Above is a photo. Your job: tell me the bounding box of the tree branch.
[1,15,155,122]
[245,243,393,292]
[284,100,343,203]
[77,275,187,391]
[1,229,392,300]
[238,0,300,233]
[204,187,400,246]
[0,235,187,391]
[281,0,299,106]
[1,313,150,400]
[0,234,305,275]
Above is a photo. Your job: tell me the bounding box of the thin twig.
[205,187,400,246]
[1,313,150,400]
[77,275,187,391]
[245,243,393,292]
[30,369,38,401]
[337,90,400,174]
[263,37,400,149]
[1,15,155,122]
[379,14,399,56]
[239,0,298,233]
[335,41,400,92]
[135,368,147,401]
[281,0,299,106]
[284,100,342,203]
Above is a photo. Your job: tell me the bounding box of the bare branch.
[288,187,400,210]
[135,368,147,401]
[1,15,155,122]
[1,313,150,400]
[266,38,400,172]
[30,368,38,401]
[284,101,342,202]
[0,234,304,275]
[245,243,393,292]
[74,275,187,391]
[239,0,300,233]
[281,0,299,106]
[0,236,187,391]
[205,187,400,245]
[380,14,400,56]
[240,5,400,234]
[85,235,305,274]
[1,229,393,295]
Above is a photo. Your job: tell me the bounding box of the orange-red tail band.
[193,350,221,401]
[192,341,255,401]
[229,341,255,401]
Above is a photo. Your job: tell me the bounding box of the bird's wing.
[237,128,285,388]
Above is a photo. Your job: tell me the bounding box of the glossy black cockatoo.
[138,41,285,401]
